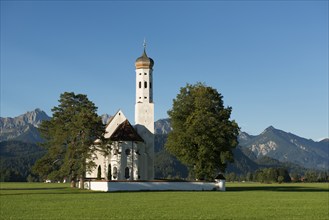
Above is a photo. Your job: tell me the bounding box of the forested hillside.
[0,141,46,181]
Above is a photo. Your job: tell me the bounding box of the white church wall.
[135,102,155,180]
[86,148,108,179]
[135,68,153,103]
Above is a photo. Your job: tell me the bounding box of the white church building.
[86,45,155,181]
[85,44,225,192]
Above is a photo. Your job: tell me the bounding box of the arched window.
[125,167,130,179]
[144,81,147,88]
[150,82,152,89]
[113,167,118,179]
[97,165,101,180]
[139,81,141,88]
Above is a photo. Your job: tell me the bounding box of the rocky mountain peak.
[22,108,50,127]
[101,114,112,125]
[0,109,51,142]
[155,118,172,134]
[261,126,277,134]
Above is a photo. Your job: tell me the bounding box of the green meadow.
[0,182,328,219]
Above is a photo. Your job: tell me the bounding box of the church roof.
[109,119,144,142]
[135,49,154,69]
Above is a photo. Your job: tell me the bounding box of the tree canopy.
[165,83,239,180]
[33,92,107,187]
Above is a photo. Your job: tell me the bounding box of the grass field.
[0,182,328,219]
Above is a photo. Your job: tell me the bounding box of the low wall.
[85,180,225,192]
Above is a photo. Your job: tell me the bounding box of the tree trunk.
[70,179,76,188]
[70,174,77,188]
[80,176,84,189]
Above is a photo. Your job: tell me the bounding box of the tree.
[277,176,284,184]
[165,83,239,180]
[277,168,291,182]
[304,170,318,182]
[246,172,253,182]
[290,172,301,182]
[226,172,237,182]
[33,92,106,188]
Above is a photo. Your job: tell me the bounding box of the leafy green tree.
[266,168,279,183]
[277,176,284,184]
[33,92,106,188]
[246,172,253,182]
[290,172,301,182]
[226,172,237,182]
[165,83,239,180]
[277,168,291,182]
[304,170,318,182]
[254,170,265,183]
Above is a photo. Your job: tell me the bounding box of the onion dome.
[135,49,154,69]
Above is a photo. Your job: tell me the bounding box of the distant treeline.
[225,168,329,183]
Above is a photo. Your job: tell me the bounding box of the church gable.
[110,120,144,142]
[104,110,127,139]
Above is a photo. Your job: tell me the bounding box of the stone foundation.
[84,180,226,192]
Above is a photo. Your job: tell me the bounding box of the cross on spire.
[143,38,146,49]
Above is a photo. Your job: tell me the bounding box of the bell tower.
[134,41,154,180]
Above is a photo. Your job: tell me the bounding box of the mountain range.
[0,109,50,143]
[154,119,328,171]
[0,109,328,181]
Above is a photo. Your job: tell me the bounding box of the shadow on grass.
[0,187,105,196]
[227,185,329,192]
[1,185,328,195]
[1,187,67,191]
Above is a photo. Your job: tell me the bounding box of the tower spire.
[143,38,146,49]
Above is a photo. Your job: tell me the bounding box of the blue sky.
[1,1,328,140]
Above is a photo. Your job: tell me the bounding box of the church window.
[139,97,141,99]
[125,167,130,179]
[125,149,131,155]
[97,165,101,180]
[144,81,147,88]
[150,82,152,89]
[139,81,141,88]
[113,167,118,179]
[144,97,147,99]
[144,73,147,75]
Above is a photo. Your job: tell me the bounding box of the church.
[86,45,155,181]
